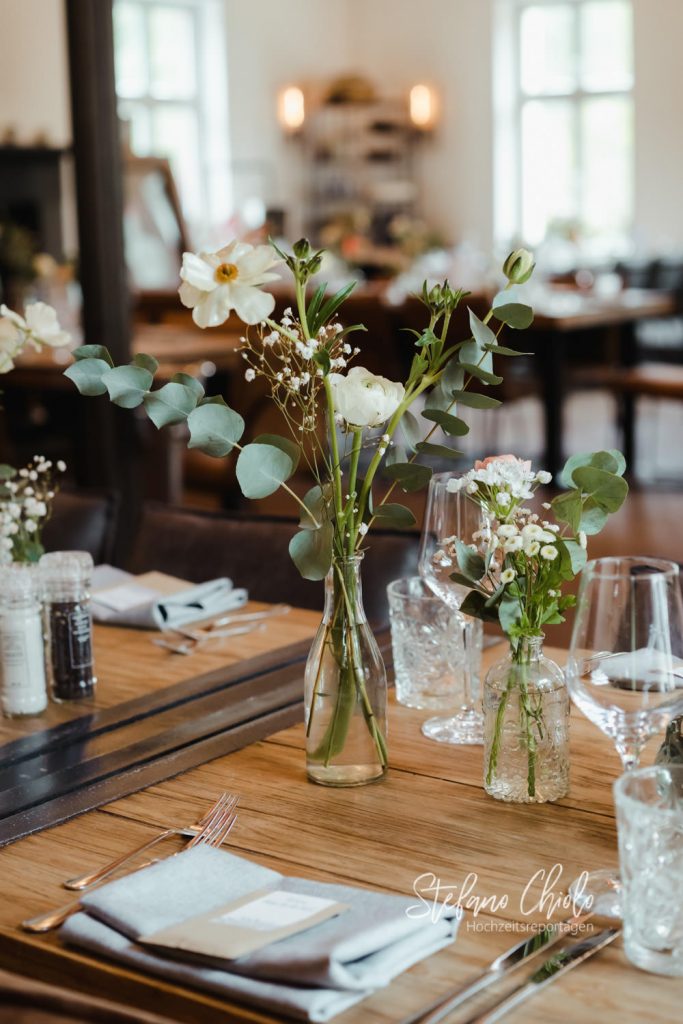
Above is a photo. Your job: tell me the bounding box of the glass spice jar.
[40,551,96,702]
[0,565,48,717]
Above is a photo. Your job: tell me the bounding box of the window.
[113,0,230,243]
[495,0,634,254]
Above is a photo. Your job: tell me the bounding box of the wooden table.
[0,618,680,1023]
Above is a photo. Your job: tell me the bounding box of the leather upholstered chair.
[42,489,119,564]
[126,504,420,628]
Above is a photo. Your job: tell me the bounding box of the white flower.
[1,301,72,349]
[536,470,552,484]
[358,523,369,536]
[466,481,479,494]
[244,368,256,382]
[540,544,558,561]
[578,530,587,549]
[446,478,463,492]
[539,529,556,542]
[503,535,524,552]
[328,366,404,428]
[496,492,511,507]
[0,316,22,373]
[500,568,516,584]
[178,240,281,328]
[24,520,37,533]
[524,540,541,557]
[497,524,519,539]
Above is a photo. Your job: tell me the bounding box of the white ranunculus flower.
[178,240,281,328]
[328,366,405,428]
[0,301,72,350]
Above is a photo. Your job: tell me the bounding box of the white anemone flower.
[179,241,282,328]
[0,302,72,349]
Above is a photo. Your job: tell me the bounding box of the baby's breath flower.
[244,368,256,382]
[578,530,587,549]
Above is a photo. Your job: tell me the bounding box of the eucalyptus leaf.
[440,358,465,394]
[561,449,625,488]
[170,372,205,400]
[132,352,159,375]
[572,466,628,512]
[563,538,588,575]
[483,345,531,356]
[289,522,334,580]
[450,390,502,409]
[72,344,114,367]
[0,464,15,480]
[491,302,534,329]
[186,402,244,457]
[254,433,301,473]
[400,409,422,452]
[551,490,582,533]
[299,483,332,530]
[456,539,486,581]
[498,594,522,634]
[101,364,153,409]
[372,503,417,528]
[143,382,199,429]
[421,408,470,436]
[580,501,608,536]
[459,362,503,385]
[415,441,463,459]
[460,589,500,623]
[236,443,295,499]
[64,357,111,397]
[384,462,432,492]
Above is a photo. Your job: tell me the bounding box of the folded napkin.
[61,846,461,1022]
[90,566,248,630]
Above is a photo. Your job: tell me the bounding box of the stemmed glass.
[418,472,487,744]
[566,557,683,915]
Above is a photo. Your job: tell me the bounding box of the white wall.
[0,0,71,146]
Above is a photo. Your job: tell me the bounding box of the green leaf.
[422,408,470,436]
[415,441,464,459]
[440,357,465,394]
[469,308,497,349]
[299,483,332,530]
[384,462,432,492]
[450,570,485,591]
[254,433,301,474]
[484,345,531,356]
[72,344,114,367]
[572,466,629,513]
[400,409,422,452]
[372,503,417,528]
[186,402,244,456]
[450,390,502,409]
[236,443,295,499]
[416,327,439,349]
[306,282,327,329]
[456,539,486,581]
[199,394,228,406]
[560,449,626,488]
[311,282,356,334]
[491,302,534,329]
[459,363,503,385]
[466,308,496,372]
[498,594,522,634]
[64,357,112,397]
[460,589,500,623]
[289,523,334,580]
[563,539,588,575]
[132,352,159,375]
[143,382,200,428]
[580,501,608,536]
[170,372,205,400]
[101,364,153,409]
[0,464,15,480]
[313,348,331,375]
[551,490,582,533]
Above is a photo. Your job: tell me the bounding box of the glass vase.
[483,636,569,803]
[304,554,388,786]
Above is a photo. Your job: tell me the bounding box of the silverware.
[462,927,621,1024]
[187,604,291,634]
[63,796,234,891]
[21,793,239,933]
[407,918,580,1024]
[153,620,265,655]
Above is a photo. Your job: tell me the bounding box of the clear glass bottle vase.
[483,635,569,803]
[304,554,388,786]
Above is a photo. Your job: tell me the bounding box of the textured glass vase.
[304,554,388,787]
[483,636,569,803]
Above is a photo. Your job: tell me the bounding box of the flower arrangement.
[449,451,628,799]
[64,237,537,784]
[0,456,66,563]
[0,300,72,374]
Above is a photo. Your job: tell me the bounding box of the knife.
[462,927,621,1024]
[404,919,577,1024]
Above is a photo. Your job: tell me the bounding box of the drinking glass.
[614,765,683,976]
[387,576,468,713]
[418,472,486,744]
[566,557,683,915]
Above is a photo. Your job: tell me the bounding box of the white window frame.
[494,0,634,251]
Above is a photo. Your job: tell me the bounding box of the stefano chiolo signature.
[406,864,593,923]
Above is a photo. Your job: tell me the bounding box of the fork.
[176,604,291,637]
[153,620,266,655]
[64,794,236,891]
[21,793,239,933]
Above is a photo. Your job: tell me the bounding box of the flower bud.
[502,248,535,284]
[293,238,311,259]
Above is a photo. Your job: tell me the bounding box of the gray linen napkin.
[61,846,461,1021]
[90,566,247,630]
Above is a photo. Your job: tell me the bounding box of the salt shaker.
[40,551,96,702]
[0,565,48,717]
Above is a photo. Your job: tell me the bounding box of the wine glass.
[418,472,487,744]
[566,556,683,915]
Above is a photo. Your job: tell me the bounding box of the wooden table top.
[0,617,680,1023]
[530,287,675,332]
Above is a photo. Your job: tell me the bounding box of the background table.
[0,618,681,1023]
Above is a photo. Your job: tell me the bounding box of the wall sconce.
[409,84,438,132]
[278,86,305,133]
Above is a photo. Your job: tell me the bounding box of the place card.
[140,888,349,961]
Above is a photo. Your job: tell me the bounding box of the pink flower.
[474,454,532,473]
